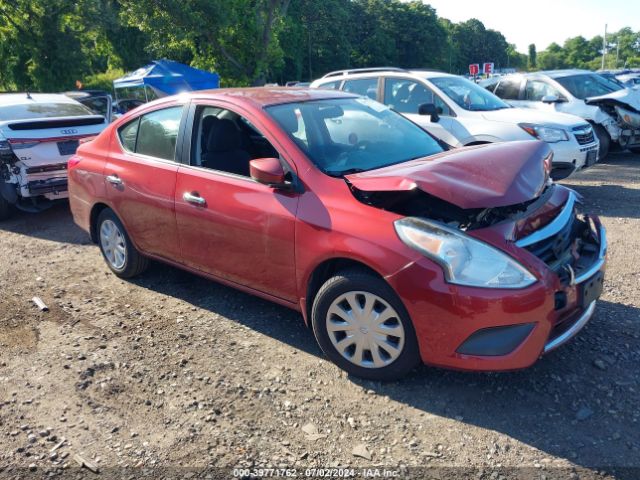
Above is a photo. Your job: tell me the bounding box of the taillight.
[68,156,82,169]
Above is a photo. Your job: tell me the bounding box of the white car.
[0,93,108,220]
[482,70,640,156]
[310,68,599,180]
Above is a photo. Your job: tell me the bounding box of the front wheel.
[97,209,148,278]
[311,268,420,381]
[592,124,610,160]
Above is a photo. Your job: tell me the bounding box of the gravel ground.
[0,152,639,479]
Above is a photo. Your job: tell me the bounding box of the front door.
[104,104,185,261]
[174,103,298,302]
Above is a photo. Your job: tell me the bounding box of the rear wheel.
[592,124,610,159]
[97,209,148,278]
[311,268,420,381]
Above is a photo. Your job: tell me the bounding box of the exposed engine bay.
[587,96,640,148]
[350,183,554,231]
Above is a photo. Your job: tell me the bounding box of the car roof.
[0,93,82,107]
[188,87,357,108]
[530,69,593,79]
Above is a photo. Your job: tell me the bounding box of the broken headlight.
[395,217,537,289]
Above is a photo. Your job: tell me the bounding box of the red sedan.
[68,88,607,380]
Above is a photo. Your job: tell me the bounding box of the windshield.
[0,102,96,121]
[266,97,444,176]
[555,74,624,99]
[430,76,511,111]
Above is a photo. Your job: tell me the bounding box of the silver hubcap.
[326,291,405,369]
[100,219,127,270]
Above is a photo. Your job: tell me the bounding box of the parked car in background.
[482,70,640,157]
[310,68,599,180]
[69,88,606,380]
[64,90,113,123]
[0,93,108,220]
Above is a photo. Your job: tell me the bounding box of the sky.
[424,0,640,53]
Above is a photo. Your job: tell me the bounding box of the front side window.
[190,105,280,177]
[430,76,511,112]
[267,97,444,176]
[525,80,563,101]
[342,78,379,99]
[383,78,451,115]
[116,106,183,161]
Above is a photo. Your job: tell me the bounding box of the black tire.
[0,194,10,221]
[628,147,640,155]
[311,268,420,381]
[592,124,610,160]
[96,208,148,278]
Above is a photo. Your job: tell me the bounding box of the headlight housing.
[519,123,569,143]
[395,217,537,289]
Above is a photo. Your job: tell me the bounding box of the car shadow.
[131,262,639,476]
[0,201,90,245]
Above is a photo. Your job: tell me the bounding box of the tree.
[528,43,537,69]
[119,0,292,85]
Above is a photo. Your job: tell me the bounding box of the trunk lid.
[345,141,551,209]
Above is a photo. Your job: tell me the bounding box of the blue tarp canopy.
[113,60,219,98]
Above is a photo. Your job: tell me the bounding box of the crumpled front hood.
[345,141,551,209]
[586,88,640,112]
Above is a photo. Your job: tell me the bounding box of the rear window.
[0,102,95,121]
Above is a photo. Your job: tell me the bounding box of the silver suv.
[311,68,599,180]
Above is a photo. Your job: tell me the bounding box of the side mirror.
[541,94,565,104]
[418,103,440,122]
[250,157,287,187]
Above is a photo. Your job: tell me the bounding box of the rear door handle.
[106,174,123,186]
[183,192,206,206]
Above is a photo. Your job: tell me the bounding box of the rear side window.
[117,106,183,161]
[494,79,521,100]
[317,80,342,90]
[343,78,379,99]
[118,118,139,152]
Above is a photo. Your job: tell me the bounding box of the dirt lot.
[1,152,639,479]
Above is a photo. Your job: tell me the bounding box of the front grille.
[523,200,601,285]
[525,213,576,273]
[573,125,595,145]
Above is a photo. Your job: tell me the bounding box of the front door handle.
[183,192,206,206]
[106,174,123,186]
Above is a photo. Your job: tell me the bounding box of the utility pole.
[602,24,607,70]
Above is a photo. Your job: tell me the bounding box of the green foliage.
[528,44,537,69]
[82,69,125,93]
[1,0,639,92]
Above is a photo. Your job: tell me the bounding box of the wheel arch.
[89,202,111,243]
[303,257,387,327]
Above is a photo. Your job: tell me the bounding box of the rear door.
[103,103,186,261]
[382,77,458,146]
[174,102,298,302]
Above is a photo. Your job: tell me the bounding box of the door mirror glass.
[250,158,286,186]
[418,103,440,122]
